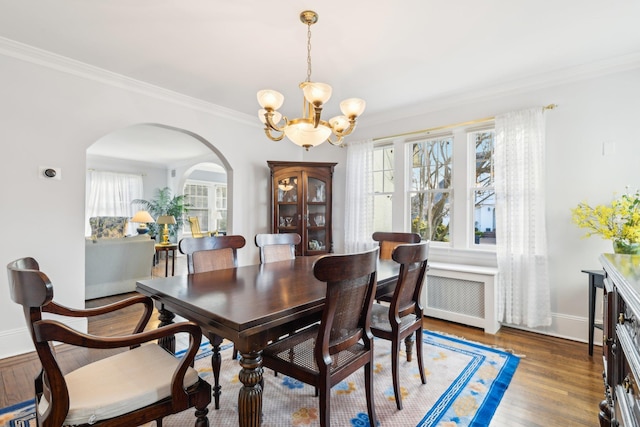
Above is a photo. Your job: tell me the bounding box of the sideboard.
[599,253,640,427]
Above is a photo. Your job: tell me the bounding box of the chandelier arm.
[264,127,286,142]
[313,106,322,128]
[326,135,345,147]
[264,111,288,132]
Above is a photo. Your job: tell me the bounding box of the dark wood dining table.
[136,256,400,427]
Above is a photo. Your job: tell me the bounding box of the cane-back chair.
[261,248,379,427]
[370,241,429,410]
[179,235,246,274]
[372,231,421,302]
[255,233,301,264]
[6,257,211,427]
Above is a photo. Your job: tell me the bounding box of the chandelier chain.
[306,22,312,82]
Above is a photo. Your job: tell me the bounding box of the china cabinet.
[267,161,336,256]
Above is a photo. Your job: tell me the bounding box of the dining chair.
[255,232,301,263]
[372,231,421,302]
[178,234,246,409]
[6,257,211,427]
[370,241,429,410]
[261,247,379,427]
[179,235,246,274]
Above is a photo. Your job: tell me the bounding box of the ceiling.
[2,1,639,163]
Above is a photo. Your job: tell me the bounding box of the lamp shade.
[131,210,155,224]
[301,82,332,106]
[156,215,177,225]
[339,98,366,118]
[284,121,332,148]
[257,90,284,110]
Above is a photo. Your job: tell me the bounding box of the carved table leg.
[157,304,176,354]
[207,333,224,410]
[238,350,264,427]
[598,399,611,427]
[404,334,415,362]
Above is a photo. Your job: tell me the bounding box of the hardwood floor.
[0,254,604,426]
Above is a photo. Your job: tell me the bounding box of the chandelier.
[257,10,366,150]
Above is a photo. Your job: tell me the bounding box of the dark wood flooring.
[0,253,604,426]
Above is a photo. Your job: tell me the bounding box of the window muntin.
[409,137,452,242]
[373,145,394,232]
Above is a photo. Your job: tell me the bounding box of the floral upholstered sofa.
[85,216,155,299]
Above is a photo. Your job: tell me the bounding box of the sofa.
[85,216,156,300]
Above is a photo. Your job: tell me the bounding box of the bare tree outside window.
[410,137,452,242]
[472,130,496,245]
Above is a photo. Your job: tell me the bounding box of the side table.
[155,243,178,277]
[581,269,605,356]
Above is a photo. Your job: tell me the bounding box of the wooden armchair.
[255,233,301,264]
[178,234,246,409]
[261,248,379,427]
[370,242,429,410]
[6,257,211,427]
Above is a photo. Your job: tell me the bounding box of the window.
[85,170,143,236]
[183,181,227,234]
[409,136,453,242]
[471,130,496,246]
[184,183,210,231]
[373,145,394,232]
[215,185,227,232]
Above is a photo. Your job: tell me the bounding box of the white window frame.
[373,121,497,261]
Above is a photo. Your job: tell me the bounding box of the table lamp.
[131,210,155,235]
[156,215,176,245]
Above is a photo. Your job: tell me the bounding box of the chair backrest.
[7,258,61,424]
[389,242,430,320]
[179,235,246,273]
[187,216,205,238]
[313,247,379,357]
[255,233,301,264]
[372,231,421,260]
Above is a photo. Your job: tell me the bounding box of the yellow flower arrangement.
[571,189,640,254]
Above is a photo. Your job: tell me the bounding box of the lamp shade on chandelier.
[257,10,366,150]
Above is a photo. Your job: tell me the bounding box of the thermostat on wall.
[39,166,62,180]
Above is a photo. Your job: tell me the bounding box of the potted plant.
[133,187,189,242]
[571,188,640,254]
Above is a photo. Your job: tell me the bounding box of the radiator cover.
[422,264,500,334]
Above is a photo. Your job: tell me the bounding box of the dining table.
[136,255,401,427]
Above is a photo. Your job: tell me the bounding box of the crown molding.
[361,52,640,128]
[0,37,258,127]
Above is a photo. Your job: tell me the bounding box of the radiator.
[422,264,500,334]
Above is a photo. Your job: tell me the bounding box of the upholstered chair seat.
[49,344,201,425]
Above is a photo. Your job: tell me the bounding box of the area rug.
[0,331,518,427]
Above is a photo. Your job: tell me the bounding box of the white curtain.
[494,107,551,327]
[85,170,143,236]
[344,139,375,253]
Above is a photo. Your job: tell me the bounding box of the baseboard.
[0,317,87,360]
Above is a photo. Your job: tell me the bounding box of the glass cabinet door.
[306,177,328,252]
[276,176,300,232]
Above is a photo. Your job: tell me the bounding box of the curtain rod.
[373,104,558,142]
[87,168,146,177]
